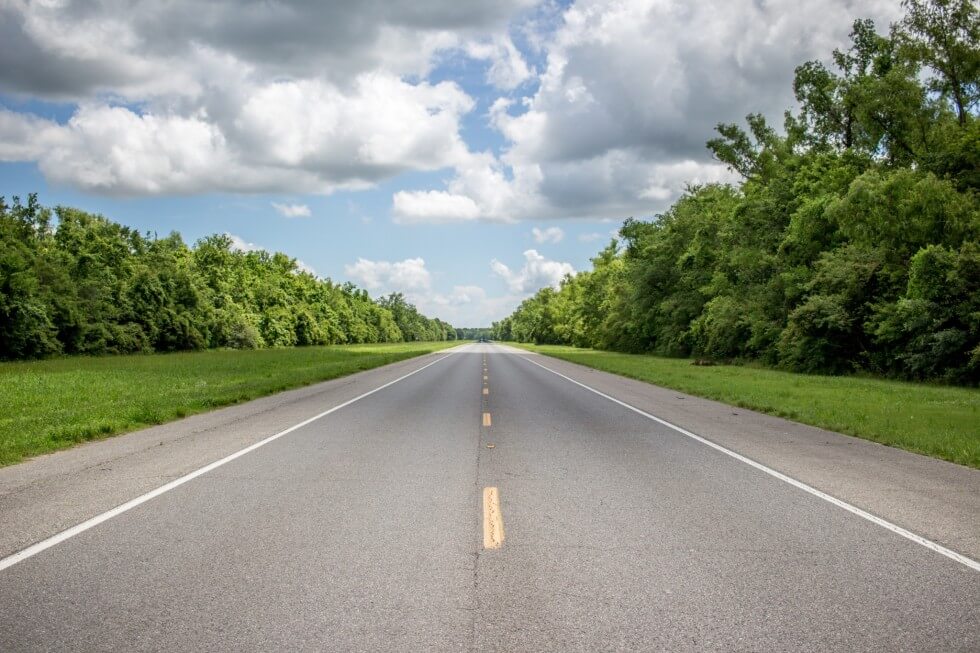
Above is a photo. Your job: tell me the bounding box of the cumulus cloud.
[340,258,523,325]
[393,0,901,222]
[431,285,488,306]
[505,0,900,164]
[578,232,603,242]
[392,190,482,224]
[0,0,902,219]
[344,257,433,292]
[0,75,474,195]
[429,289,527,326]
[0,0,535,100]
[531,226,564,244]
[413,284,527,327]
[464,35,533,89]
[341,251,572,324]
[491,249,574,293]
[271,202,312,218]
[0,0,532,196]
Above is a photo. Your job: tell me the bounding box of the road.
[0,343,977,651]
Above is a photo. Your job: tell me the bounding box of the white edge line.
[0,345,471,573]
[518,352,980,573]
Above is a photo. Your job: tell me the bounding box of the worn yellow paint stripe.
[483,388,489,395]
[483,375,488,381]
[483,487,505,549]
[482,412,492,427]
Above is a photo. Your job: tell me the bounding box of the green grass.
[0,342,462,467]
[511,343,980,469]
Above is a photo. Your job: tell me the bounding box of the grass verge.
[510,343,980,469]
[0,341,462,467]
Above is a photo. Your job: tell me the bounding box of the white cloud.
[393,0,901,222]
[578,232,603,242]
[0,109,63,160]
[464,35,533,90]
[344,257,432,292]
[0,74,474,195]
[427,284,488,318]
[392,190,482,224]
[271,202,312,218]
[430,285,488,307]
[531,226,564,244]
[0,0,511,197]
[1,106,231,195]
[509,0,900,164]
[0,0,904,219]
[417,285,527,327]
[491,249,574,293]
[340,261,521,326]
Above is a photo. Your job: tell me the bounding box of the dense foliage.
[495,0,980,384]
[0,197,453,359]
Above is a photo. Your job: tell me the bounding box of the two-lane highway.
[1,343,977,651]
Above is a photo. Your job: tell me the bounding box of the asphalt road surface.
[0,343,977,651]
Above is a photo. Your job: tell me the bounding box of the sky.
[0,0,900,326]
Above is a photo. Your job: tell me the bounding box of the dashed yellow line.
[483,487,505,549]
[483,388,489,395]
[482,412,492,427]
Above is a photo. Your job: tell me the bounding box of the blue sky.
[0,0,899,325]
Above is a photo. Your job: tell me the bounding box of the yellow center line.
[483,388,489,395]
[483,487,505,549]
[482,412,492,427]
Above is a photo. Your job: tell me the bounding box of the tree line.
[494,0,979,385]
[455,327,493,340]
[0,196,454,359]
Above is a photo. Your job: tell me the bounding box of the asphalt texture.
[0,343,977,651]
